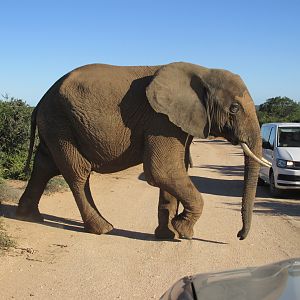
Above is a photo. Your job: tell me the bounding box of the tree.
[257,97,300,125]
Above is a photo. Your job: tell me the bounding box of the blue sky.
[1,0,299,105]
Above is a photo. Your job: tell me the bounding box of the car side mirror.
[262,141,273,150]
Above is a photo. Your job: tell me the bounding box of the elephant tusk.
[240,143,272,168]
[261,157,272,165]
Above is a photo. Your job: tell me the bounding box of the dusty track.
[1,139,299,299]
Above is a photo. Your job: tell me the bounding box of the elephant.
[16,62,271,240]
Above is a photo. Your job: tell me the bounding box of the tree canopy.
[257,96,300,125]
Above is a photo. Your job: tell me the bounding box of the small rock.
[27,248,35,254]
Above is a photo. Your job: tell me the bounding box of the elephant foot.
[84,214,114,235]
[172,214,195,240]
[237,226,250,240]
[155,224,179,240]
[16,205,44,223]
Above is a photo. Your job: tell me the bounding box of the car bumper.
[275,167,300,189]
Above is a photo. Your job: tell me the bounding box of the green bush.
[0,96,35,179]
[1,151,29,180]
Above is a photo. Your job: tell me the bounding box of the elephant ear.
[146,62,211,138]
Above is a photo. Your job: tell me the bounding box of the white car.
[259,123,300,196]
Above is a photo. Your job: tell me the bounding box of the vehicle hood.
[160,258,300,300]
[276,147,300,161]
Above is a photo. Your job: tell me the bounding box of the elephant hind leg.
[49,138,113,235]
[154,190,179,239]
[17,142,60,221]
[82,175,113,234]
[70,176,113,235]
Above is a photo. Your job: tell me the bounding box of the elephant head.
[146,62,270,239]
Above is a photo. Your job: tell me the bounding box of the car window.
[278,127,300,147]
[261,126,271,144]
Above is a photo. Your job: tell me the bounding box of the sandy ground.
[0,139,299,299]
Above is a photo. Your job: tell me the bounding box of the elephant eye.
[229,102,240,114]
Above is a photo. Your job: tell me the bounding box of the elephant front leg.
[155,190,179,239]
[152,177,203,240]
[144,130,203,240]
[171,193,203,239]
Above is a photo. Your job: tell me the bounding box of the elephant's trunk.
[238,139,262,240]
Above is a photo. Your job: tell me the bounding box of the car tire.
[269,171,281,197]
[257,177,265,186]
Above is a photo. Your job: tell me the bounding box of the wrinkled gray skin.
[17,62,261,240]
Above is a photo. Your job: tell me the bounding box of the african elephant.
[16,62,271,240]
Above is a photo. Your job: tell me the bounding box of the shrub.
[0,96,35,179]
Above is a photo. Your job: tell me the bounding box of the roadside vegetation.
[0,218,16,252]
[0,178,23,203]
[0,95,34,180]
[257,96,300,125]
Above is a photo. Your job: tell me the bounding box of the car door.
[260,126,274,182]
[264,127,276,181]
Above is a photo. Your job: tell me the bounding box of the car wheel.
[257,177,265,186]
[269,172,281,197]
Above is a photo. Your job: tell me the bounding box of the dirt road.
[1,139,299,299]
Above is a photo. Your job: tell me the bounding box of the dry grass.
[44,176,69,195]
[0,180,23,203]
[0,218,16,252]
[0,176,69,204]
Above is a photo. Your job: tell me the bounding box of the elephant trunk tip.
[237,226,250,240]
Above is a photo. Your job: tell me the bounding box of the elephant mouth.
[240,143,272,167]
[224,134,239,145]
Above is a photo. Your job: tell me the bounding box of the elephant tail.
[23,105,38,176]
